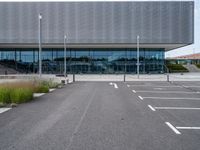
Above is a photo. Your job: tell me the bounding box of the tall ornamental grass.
[0,80,59,104]
[10,88,33,104]
[0,87,11,104]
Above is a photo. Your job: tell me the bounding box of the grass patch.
[10,88,33,104]
[40,80,61,88]
[0,87,11,104]
[167,64,189,73]
[196,64,200,69]
[33,84,49,93]
[0,80,59,105]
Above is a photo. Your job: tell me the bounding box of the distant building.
[0,1,194,74]
[167,53,200,64]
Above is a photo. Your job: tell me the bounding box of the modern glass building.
[0,2,194,74]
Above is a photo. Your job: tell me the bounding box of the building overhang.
[0,43,191,51]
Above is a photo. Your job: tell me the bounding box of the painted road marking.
[154,88,163,90]
[109,82,118,89]
[128,85,182,87]
[148,105,156,111]
[0,108,11,114]
[142,97,200,100]
[113,83,118,89]
[132,90,136,93]
[154,107,200,110]
[176,127,200,130]
[183,86,200,88]
[134,91,199,94]
[127,84,130,87]
[165,122,181,134]
[138,96,143,100]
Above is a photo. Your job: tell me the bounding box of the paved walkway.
[68,73,200,81]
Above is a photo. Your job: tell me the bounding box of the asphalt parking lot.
[127,81,200,135]
[1,81,200,150]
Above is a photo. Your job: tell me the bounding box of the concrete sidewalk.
[68,73,200,82]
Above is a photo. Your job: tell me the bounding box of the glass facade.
[0,48,164,74]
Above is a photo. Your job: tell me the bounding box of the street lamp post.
[137,35,140,79]
[38,14,42,78]
[64,35,67,78]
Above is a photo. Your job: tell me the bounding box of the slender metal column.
[38,14,42,78]
[137,35,140,79]
[64,35,67,78]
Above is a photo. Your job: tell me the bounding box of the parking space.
[126,81,200,135]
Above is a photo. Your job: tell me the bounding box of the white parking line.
[148,105,156,111]
[183,86,200,88]
[142,97,200,100]
[0,108,11,114]
[154,88,163,90]
[134,91,198,94]
[165,122,181,134]
[138,96,143,100]
[176,127,200,130]
[132,90,136,93]
[127,84,130,87]
[154,107,200,110]
[109,82,113,85]
[128,85,182,87]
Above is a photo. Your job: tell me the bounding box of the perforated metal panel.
[0,2,194,44]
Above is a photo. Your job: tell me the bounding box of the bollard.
[73,73,75,82]
[167,74,169,82]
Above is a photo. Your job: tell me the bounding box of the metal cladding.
[0,2,194,44]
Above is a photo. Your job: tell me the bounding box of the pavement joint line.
[176,127,200,130]
[0,108,11,114]
[154,107,200,110]
[132,90,136,93]
[148,105,156,111]
[66,88,96,150]
[165,122,181,135]
[134,91,199,94]
[142,97,200,100]
[138,96,143,100]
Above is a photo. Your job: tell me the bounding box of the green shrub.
[167,64,189,73]
[10,88,33,104]
[34,85,49,93]
[0,87,11,104]
[196,64,200,69]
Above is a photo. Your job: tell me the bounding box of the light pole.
[64,35,67,78]
[38,14,42,78]
[137,35,140,79]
